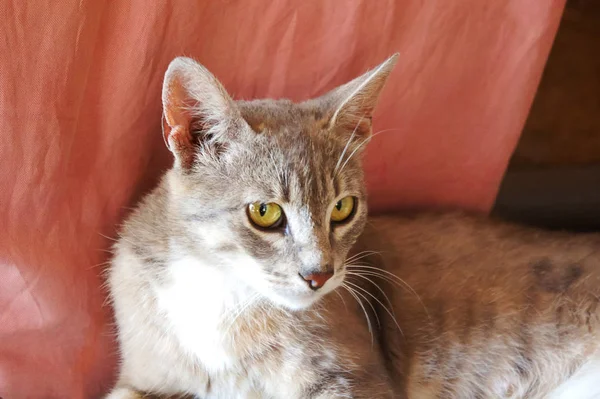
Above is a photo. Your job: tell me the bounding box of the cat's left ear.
[315,54,398,139]
[162,57,247,169]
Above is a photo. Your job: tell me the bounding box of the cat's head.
[161,55,397,310]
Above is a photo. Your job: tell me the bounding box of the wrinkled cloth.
[0,1,565,397]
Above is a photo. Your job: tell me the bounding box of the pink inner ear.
[335,115,373,139]
[163,75,194,145]
[162,75,198,168]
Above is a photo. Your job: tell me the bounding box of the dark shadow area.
[494,165,600,232]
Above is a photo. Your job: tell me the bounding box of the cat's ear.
[162,57,245,169]
[316,54,398,139]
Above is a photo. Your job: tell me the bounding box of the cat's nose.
[300,268,334,290]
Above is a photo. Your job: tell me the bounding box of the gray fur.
[106,55,600,399]
[106,55,398,399]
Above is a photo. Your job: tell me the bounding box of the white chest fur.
[154,256,249,373]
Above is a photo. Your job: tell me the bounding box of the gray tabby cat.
[106,55,600,399]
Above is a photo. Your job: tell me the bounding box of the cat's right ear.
[162,57,244,169]
[312,54,398,141]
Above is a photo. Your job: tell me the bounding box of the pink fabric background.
[0,1,565,397]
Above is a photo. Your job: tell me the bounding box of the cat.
[105,55,600,399]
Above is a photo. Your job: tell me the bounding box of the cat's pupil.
[336,201,342,211]
[259,203,267,216]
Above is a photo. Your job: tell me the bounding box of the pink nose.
[300,271,334,290]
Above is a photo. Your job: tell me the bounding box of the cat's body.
[362,213,600,398]
[108,176,393,399]
[109,203,600,399]
[106,56,600,398]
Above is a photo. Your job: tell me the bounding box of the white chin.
[269,292,321,311]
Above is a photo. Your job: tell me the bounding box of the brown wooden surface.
[496,0,600,231]
[510,0,600,166]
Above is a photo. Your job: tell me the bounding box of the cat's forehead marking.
[237,99,324,135]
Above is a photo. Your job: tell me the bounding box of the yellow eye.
[248,202,283,228]
[331,197,355,222]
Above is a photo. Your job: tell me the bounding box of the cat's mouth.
[266,278,342,311]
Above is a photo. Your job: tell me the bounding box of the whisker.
[341,284,374,346]
[98,231,139,251]
[87,260,112,271]
[337,128,402,175]
[345,283,380,329]
[337,136,370,175]
[333,115,363,177]
[221,293,260,337]
[371,128,403,138]
[223,300,256,336]
[98,232,119,243]
[101,293,113,308]
[345,250,384,264]
[346,265,430,319]
[97,248,115,254]
[345,271,395,317]
[347,270,401,289]
[334,290,348,312]
[345,279,404,337]
[346,250,378,263]
[347,264,414,287]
